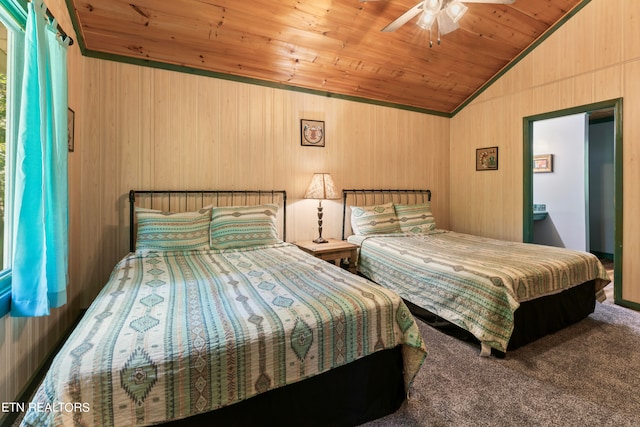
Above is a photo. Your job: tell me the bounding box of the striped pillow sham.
[135,207,211,251]
[350,202,401,235]
[210,204,280,249]
[394,203,436,233]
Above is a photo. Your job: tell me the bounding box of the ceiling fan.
[364,0,515,46]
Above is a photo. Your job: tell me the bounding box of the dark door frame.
[522,98,624,306]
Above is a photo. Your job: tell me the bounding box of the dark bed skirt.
[404,280,597,357]
[161,346,406,427]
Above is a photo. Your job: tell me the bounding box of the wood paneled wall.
[74,60,450,311]
[450,0,640,303]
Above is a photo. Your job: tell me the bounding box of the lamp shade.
[446,0,468,23]
[304,173,339,200]
[423,0,442,13]
[417,10,436,30]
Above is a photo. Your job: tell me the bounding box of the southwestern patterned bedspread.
[21,243,427,426]
[349,230,611,354]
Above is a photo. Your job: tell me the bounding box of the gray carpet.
[363,296,639,427]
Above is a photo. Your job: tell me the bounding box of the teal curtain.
[11,0,69,316]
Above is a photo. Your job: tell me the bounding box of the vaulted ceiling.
[67,0,587,116]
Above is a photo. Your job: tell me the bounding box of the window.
[0,1,24,316]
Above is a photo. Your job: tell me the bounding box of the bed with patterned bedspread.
[21,243,426,426]
[22,189,427,426]
[342,190,612,356]
[348,230,610,355]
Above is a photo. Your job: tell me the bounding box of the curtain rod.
[44,7,74,46]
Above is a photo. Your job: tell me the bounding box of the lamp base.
[313,237,329,244]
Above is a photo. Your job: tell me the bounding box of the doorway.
[531,113,589,251]
[523,99,623,304]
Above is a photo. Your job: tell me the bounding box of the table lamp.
[304,173,338,243]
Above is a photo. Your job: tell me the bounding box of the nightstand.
[294,238,359,273]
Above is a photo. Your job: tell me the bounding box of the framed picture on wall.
[301,119,325,147]
[68,108,75,152]
[534,154,553,173]
[475,146,498,171]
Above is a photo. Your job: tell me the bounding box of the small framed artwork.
[301,119,325,147]
[67,107,75,152]
[534,154,553,173]
[476,146,498,171]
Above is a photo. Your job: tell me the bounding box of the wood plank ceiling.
[68,0,586,115]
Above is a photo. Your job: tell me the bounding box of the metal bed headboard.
[341,189,432,240]
[129,189,287,252]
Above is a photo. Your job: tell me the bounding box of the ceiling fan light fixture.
[423,0,442,13]
[417,10,437,30]
[446,1,468,23]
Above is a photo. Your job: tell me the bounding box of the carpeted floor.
[363,298,639,427]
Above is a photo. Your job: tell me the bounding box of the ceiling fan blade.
[460,0,515,3]
[381,2,424,32]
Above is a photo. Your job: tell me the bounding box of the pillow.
[349,207,361,236]
[394,203,436,233]
[350,202,401,235]
[135,207,211,251]
[210,204,280,249]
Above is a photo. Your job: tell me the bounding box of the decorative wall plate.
[301,119,325,147]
